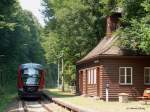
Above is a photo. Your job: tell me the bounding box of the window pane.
[22,68,40,85]
[126,68,131,76]
[127,76,131,83]
[145,69,149,75]
[120,68,125,76]
[145,76,149,83]
[120,76,125,83]
[91,70,93,84]
[88,70,90,84]
[120,68,125,84]
[145,68,150,84]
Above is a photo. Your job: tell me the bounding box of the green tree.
[0,0,45,87]
[41,0,107,85]
[119,0,150,54]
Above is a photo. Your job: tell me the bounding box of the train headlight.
[19,88,23,91]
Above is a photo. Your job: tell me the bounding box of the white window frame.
[144,67,150,85]
[87,68,97,85]
[90,69,93,84]
[119,67,133,85]
[88,70,91,84]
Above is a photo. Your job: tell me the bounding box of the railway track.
[17,93,89,112]
[19,94,70,112]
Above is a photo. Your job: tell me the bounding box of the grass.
[45,88,150,112]
[0,84,17,112]
[45,88,75,98]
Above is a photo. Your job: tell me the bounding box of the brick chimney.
[106,13,121,38]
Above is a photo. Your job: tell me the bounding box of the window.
[119,67,132,85]
[144,67,150,85]
[87,68,97,84]
[90,69,93,84]
[88,70,91,84]
[22,68,40,85]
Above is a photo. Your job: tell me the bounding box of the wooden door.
[97,67,100,96]
[79,71,83,94]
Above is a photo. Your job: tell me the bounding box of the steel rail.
[38,100,53,112]
[21,100,28,112]
[42,93,89,112]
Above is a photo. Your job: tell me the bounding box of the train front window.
[22,68,40,85]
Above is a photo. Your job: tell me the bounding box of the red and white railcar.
[17,63,45,98]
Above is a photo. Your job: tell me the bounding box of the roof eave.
[76,55,150,65]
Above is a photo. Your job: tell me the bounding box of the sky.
[19,0,45,26]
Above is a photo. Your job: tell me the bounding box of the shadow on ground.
[44,89,76,98]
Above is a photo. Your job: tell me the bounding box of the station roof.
[77,35,138,63]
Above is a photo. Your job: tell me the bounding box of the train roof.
[20,63,43,70]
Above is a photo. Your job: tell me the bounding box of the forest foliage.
[120,0,150,54]
[41,0,150,85]
[0,0,45,87]
[1,0,150,87]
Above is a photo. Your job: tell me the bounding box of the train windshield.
[22,68,40,85]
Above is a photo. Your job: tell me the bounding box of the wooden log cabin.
[76,11,150,100]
